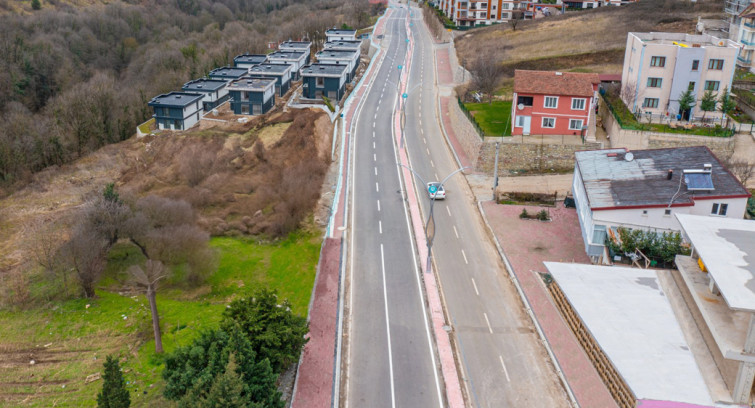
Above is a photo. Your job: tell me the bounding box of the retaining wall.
[477,140,601,175]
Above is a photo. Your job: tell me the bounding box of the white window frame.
[571,98,586,110]
[542,117,555,128]
[568,119,583,130]
[544,96,558,109]
[711,202,728,216]
[515,115,526,128]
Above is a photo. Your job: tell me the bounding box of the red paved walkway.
[480,202,618,408]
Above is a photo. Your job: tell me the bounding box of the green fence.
[457,97,485,138]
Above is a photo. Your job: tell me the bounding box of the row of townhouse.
[148,34,362,130]
[435,0,636,26]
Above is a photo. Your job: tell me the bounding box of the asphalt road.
[400,5,571,408]
[345,6,444,408]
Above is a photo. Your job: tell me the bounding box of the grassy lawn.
[0,233,320,407]
[464,100,512,136]
[137,118,154,134]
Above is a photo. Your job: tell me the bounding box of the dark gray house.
[227,77,277,115]
[208,66,249,82]
[278,41,312,64]
[323,40,362,53]
[266,51,307,80]
[301,63,349,101]
[234,54,268,70]
[315,49,360,82]
[247,63,293,97]
[325,28,357,41]
[148,92,204,131]
[182,78,230,112]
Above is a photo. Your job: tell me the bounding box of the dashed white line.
[373,154,377,161]
[446,206,452,217]
[379,220,383,234]
[426,148,430,155]
[430,160,435,168]
[377,199,381,212]
[373,131,376,138]
[373,141,376,149]
[499,355,511,382]
[461,249,468,265]
[376,182,379,192]
[453,225,459,238]
[379,244,397,407]
[423,137,426,144]
[471,278,479,296]
[374,166,378,175]
[483,312,493,334]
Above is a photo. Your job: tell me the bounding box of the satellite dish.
[625,152,634,162]
[517,103,525,110]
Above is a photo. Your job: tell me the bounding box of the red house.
[511,70,600,139]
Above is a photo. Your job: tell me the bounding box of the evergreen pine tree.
[700,90,718,121]
[31,0,41,10]
[180,354,260,408]
[97,355,131,408]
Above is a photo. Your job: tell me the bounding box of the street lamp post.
[398,164,470,273]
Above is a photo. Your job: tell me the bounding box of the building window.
[664,209,672,216]
[501,12,509,18]
[708,59,724,70]
[688,81,695,91]
[544,96,558,108]
[704,81,720,91]
[517,95,533,106]
[711,203,728,216]
[571,98,586,110]
[642,98,659,108]
[542,117,555,128]
[692,60,699,71]
[515,115,527,127]
[647,77,662,88]
[316,77,324,86]
[162,107,170,116]
[650,56,666,67]
[642,210,648,216]
[569,119,583,130]
[502,3,509,8]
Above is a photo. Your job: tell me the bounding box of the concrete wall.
[447,96,483,168]
[477,139,601,175]
[600,99,736,159]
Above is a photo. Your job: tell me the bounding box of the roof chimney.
[667,169,673,180]
[703,163,712,171]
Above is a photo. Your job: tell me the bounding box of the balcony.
[745,21,755,29]
[738,55,752,65]
[741,38,755,48]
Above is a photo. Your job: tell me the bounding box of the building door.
[241,104,250,115]
[252,104,261,115]
[520,115,531,135]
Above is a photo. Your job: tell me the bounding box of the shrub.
[536,209,549,221]
[97,355,130,408]
[606,227,690,266]
[519,208,529,219]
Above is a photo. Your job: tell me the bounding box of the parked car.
[427,182,446,200]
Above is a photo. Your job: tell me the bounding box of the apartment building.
[736,3,755,72]
[725,0,749,41]
[438,0,525,26]
[620,32,739,121]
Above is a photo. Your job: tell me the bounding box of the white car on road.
[427,182,446,200]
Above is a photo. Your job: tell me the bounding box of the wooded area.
[0,0,379,195]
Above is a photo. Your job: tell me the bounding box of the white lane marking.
[483,312,493,334]
[430,160,434,168]
[471,278,479,296]
[379,220,383,234]
[375,167,378,176]
[499,355,511,382]
[453,225,459,239]
[377,200,381,212]
[446,206,452,217]
[374,113,378,120]
[426,148,430,155]
[373,122,376,129]
[423,137,426,144]
[374,154,377,161]
[376,182,379,192]
[435,173,439,180]
[461,249,468,265]
[380,244,397,407]
[373,131,376,138]
[373,141,376,149]
[419,119,422,127]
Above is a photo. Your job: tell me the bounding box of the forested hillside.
[0,0,378,195]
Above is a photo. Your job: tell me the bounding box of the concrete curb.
[476,201,580,408]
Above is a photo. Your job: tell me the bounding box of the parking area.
[480,201,618,408]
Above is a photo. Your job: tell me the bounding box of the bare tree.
[468,54,504,104]
[63,224,107,298]
[28,219,69,292]
[422,3,445,41]
[509,10,524,31]
[619,81,637,108]
[727,159,755,187]
[128,260,167,353]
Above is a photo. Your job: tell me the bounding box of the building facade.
[620,32,739,121]
[301,63,349,101]
[438,0,528,26]
[511,70,599,138]
[148,92,204,131]
[572,147,750,261]
[266,51,307,80]
[323,40,362,53]
[227,77,276,115]
[208,66,250,82]
[181,78,230,112]
[315,49,360,82]
[736,4,755,72]
[278,41,312,64]
[247,63,293,97]
[233,54,268,70]
[325,28,357,41]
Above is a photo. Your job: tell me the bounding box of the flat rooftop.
[326,28,357,35]
[575,147,749,210]
[267,51,306,60]
[324,40,362,50]
[301,63,349,76]
[148,92,203,107]
[234,54,268,65]
[632,32,740,49]
[248,63,292,75]
[279,41,311,49]
[316,50,359,59]
[226,77,276,92]
[545,262,717,406]
[209,66,249,78]
[182,78,227,92]
[677,214,755,311]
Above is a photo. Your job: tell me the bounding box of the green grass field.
[0,233,321,407]
[464,101,512,136]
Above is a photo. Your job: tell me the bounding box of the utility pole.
[492,141,500,201]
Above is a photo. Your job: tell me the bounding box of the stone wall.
[600,98,736,160]
[447,95,483,167]
[477,139,601,175]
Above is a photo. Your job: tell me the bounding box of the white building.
[438,0,526,27]
[621,32,740,121]
[735,3,755,72]
[572,146,750,261]
[181,78,230,112]
[325,28,357,42]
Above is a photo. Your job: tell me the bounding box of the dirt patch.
[257,122,293,149]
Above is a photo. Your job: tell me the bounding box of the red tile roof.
[514,70,600,97]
